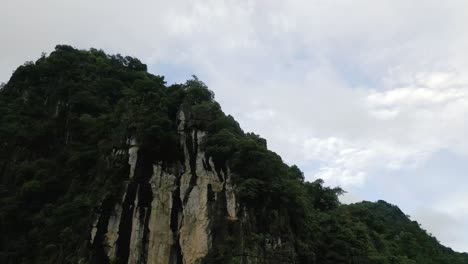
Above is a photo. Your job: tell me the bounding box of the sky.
[1,0,468,252]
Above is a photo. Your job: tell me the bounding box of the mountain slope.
[0,45,466,264]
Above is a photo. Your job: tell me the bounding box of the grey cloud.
[1,0,468,252]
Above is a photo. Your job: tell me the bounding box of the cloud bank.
[1,0,468,252]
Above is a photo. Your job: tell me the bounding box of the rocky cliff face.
[90,110,237,264]
[5,46,467,264]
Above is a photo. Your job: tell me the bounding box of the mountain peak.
[0,46,466,264]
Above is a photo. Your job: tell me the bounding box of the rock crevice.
[93,110,237,264]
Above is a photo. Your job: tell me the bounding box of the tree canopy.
[0,45,466,264]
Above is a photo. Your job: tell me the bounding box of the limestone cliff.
[3,46,468,264]
[90,110,237,264]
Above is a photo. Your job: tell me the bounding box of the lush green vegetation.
[0,46,466,264]
[0,46,183,263]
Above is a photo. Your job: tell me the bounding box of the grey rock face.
[92,110,237,264]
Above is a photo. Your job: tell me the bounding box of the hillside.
[0,45,466,264]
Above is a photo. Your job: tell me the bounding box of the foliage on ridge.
[0,46,466,264]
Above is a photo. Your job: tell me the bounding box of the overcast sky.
[1,0,468,252]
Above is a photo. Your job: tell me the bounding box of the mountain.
[0,45,466,264]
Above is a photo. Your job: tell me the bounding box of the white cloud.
[301,136,430,187]
[295,69,468,191]
[1,0,468,252]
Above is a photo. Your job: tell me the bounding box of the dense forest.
[0,45,467,264]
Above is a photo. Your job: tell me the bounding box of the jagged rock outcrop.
[91,110,237,264]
